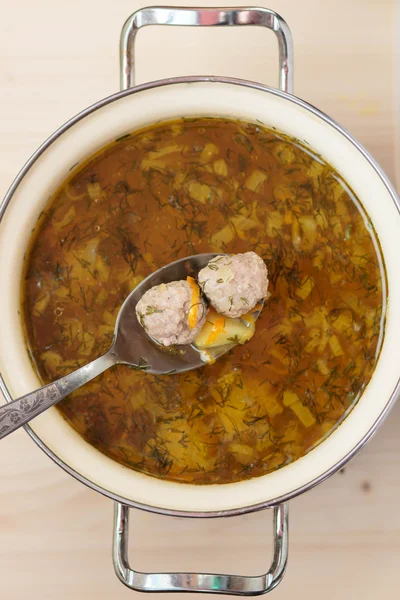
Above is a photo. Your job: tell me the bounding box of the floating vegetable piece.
[188,181,212,204]
[296,278,314,300]
[87,182,106,202]
[213,159,228,176]
[186,276,201,330]
[329,335,344,357]
[194,309,255,349]
[210,224,234,248]
[283,391,316,427]
[245,169,268,191]
[199,142,219,163]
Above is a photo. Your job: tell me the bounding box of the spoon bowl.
[112,253,220,373]
[0,253,264,439]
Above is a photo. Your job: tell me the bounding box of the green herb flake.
[115,133,131,142]
[146,305,163,315]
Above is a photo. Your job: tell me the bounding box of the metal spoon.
[0,253,264,440]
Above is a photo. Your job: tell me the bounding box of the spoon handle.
[0,351,116,440]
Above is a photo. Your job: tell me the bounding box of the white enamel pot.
[0,6,399,596]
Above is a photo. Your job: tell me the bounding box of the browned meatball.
[198,252,269,317]
[135,280,207,346]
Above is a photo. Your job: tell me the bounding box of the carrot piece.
[187,276,200,329]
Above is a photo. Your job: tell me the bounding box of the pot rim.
[1,75,399,518]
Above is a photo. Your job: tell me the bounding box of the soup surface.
[22,118,386,484]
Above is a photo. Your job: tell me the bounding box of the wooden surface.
[0,1,399,598]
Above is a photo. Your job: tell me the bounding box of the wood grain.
[0,1,399,598]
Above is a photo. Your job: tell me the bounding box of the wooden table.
[1,1,399,598]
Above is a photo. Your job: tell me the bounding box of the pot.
[0,6,399,595]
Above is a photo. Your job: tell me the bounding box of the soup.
[22,118,386,484]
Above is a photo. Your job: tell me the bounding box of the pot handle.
[120,6,293,93]
[112,502,288,595]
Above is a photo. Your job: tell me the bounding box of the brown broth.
[22,118,386,484]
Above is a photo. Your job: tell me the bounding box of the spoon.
[0,253,264,440]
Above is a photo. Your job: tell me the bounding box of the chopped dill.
[145,305,163,315]
[22,115,385,488]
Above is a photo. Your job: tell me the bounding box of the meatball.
[135,279,207,346]
[198,252,269,318]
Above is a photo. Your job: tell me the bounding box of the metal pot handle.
[113,502,289,594]
[120,6,294,93]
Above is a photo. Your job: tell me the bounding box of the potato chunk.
[195,309,255,349]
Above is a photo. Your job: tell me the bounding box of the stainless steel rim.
[1,74,399,518]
